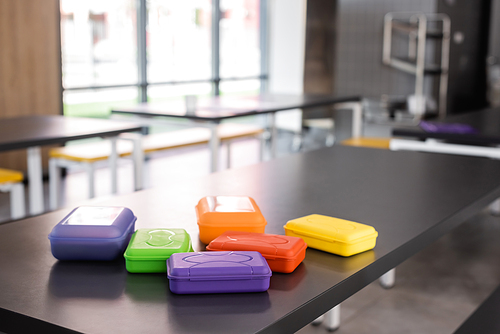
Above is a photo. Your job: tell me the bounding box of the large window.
[60,0,268,118]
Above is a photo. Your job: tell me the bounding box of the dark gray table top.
[111,93,361,121]
[0,115,145,151]
[1,146,500,334]
[393,108,500,145]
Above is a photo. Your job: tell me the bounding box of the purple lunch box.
[167,251,272,294]
[48,206,137,261]
[419,121,478,134]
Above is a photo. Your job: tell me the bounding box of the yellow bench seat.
[341,137,391,149]
[0,168,25,220]
[48,123,264,210]
[0,168,24,184]
[49,124,264,162]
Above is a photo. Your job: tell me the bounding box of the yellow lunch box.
[284,214,378,257]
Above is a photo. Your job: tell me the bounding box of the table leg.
[312,314,324,325]
[351,102,363,138]
[117,132,144,190]
[489,198,500,215]
[209,122,220,173]
[268,113,277,159]
[109,137,118,194]
[85,162,96,198]
[49,158,60,211]
[379,268,396,289]
[326,121,335,147]
[225,141,232,169]
[311,304,341,331]
[27,146,44,215]
[10,183,26,220]
[131,134,144,191]
[324,304,341,331]
[333,102,363,139]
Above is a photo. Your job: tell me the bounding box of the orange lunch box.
[206,231,307,273]
[195,196,267,244]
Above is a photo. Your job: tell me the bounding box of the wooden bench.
[454,285,500,334]
[48,123,264,210]
[0,168,26,220]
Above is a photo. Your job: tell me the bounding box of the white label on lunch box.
[64,207,124,226]
[208,196,255,212]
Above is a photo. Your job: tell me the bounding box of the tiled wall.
[489,0,500,106]
[333,0,437,100]
[490,0,500,58]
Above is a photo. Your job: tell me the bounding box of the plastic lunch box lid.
[124,228,192,260]
[284,214,378,244]
[48,206,136,240]
[195,196,267,227]
[206,231,307,260]
[167,251,272,280]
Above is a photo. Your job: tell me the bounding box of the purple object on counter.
[48,206,136,261]
[167,251,272,294]
[419,121,478,134]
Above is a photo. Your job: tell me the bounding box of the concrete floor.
[0,123,498,333]
[298,210,500,334]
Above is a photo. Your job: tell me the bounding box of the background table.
[112,94,362,172]
[1,146,500,333]
[391,108,500,159]
[393,107,500,144]
[0,116,144,215]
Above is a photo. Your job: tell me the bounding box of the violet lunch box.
[167,251,272,294]
[48,206,136,261]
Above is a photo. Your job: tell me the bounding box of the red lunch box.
[206,231,307,273]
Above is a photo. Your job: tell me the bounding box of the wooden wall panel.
[0,0,62,173]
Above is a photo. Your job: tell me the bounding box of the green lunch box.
[124,228,193,273]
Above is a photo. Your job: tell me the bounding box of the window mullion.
[137,0,148,102]
[212,0,221,96]
[260,0,269,93]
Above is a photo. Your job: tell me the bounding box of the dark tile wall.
[333,0,437,100]
[490,0,500,58]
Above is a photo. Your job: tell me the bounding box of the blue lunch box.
[48,206,137,261]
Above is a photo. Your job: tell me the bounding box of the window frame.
[61,0,269,102]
